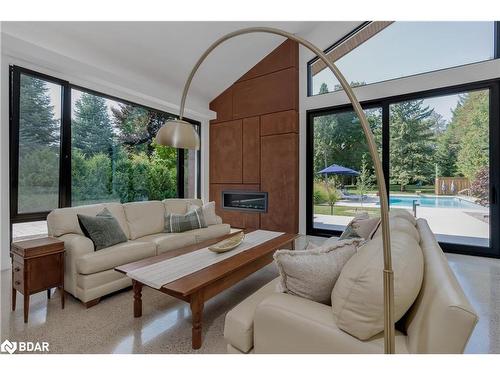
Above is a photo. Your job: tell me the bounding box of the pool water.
[388,195,482,209]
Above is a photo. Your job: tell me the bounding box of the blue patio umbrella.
[318,164,360,176]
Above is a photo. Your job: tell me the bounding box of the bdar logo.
[1,340,17,354]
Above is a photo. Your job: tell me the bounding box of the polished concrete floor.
[1,236,499,354]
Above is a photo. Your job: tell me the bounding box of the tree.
[323,177,340,215]
[389,100,436,190]
[112,104,174,155]
[356,153,374,205]
[453,92,489,180]
[72,93,114,156]
[19,75,59,151]
[313,106,381,180]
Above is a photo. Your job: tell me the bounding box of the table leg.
[12,288,16,311]
[59,286,65,309]
[190,291,204,350]
[133,280,143,318]
[24,294,30,323]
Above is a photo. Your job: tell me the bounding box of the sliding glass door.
[10,69,65,220]
[307,80,500,257]
[389,90,491,248]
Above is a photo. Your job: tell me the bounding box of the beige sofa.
[224,218,478,354]
[47,199,230,306]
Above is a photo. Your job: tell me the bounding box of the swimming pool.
[387,195,482,209]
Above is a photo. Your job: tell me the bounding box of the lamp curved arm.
[178,26,395,354]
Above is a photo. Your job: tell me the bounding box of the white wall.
[0,33,214,271]
[298,23,500,235]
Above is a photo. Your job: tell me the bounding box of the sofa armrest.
[254,293,404,354]
[58,234,94,295]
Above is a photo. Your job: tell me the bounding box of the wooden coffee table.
[115,230,297,349]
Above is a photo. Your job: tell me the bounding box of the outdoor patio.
[314,199,490,247]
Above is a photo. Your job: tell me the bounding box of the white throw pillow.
[331,231,423,340]
[189,201,218,226]
[274,238,363,305]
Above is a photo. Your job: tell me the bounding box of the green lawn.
[314,204,381,217]
[314,204,408,217]
[344,184,435,195]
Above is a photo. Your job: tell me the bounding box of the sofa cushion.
[187,224,231,242]
[123,201,165,239]
[274,239,362,304]
[224,278,281,353]
[390,209,416,225]
[332,231,423,340]
[373,216,420,243]
[163,198,203,214]
[47,204,105,237]
[76,240,156,274]
[77,208,128,250]
[137,233,197,255]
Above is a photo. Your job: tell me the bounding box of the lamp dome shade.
[156,119,200,150]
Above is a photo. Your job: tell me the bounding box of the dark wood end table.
[11,237,65,323]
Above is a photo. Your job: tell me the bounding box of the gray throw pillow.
[273,238,363,305]
[165,207,207,233]
[77,208,128,251]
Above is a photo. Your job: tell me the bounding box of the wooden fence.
[435,177,470,195]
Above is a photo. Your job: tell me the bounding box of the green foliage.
[19,75,59,150]
[356,154,374,203]
[323,177,340,215]
[72,92,114,156]
[313,181,328,204]
[313,108,381,179]
[111,103,175,154]
[389,100,436,190]
[19,148,59,189]
[72,150,113,203]
[435,91,489,181]
[111,149,176,203]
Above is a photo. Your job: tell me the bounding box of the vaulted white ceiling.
[1,21,362,118]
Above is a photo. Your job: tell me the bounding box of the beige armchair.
[224,219,478,354]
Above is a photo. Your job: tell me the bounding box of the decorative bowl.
[208,231,245,253]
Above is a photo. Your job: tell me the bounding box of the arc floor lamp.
[155,26,395,354]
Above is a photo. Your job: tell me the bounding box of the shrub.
[470,166,489,206]
[72,150,113,203]
[313,181,328,204]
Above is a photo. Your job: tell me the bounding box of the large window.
[307,80,500,257]
[10,66,200,238]
[309,22,497,96]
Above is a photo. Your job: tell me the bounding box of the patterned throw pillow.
[339,215,380,241]
[164,207,207,233]
[77,208,128,251]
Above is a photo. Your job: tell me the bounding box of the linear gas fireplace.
[222,191,268,213]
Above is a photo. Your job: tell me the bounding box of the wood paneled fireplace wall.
[209,40,299,233]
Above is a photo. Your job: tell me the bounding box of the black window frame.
[9,65,201,227]
[306,78,500,258]
[307,21,500,97]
